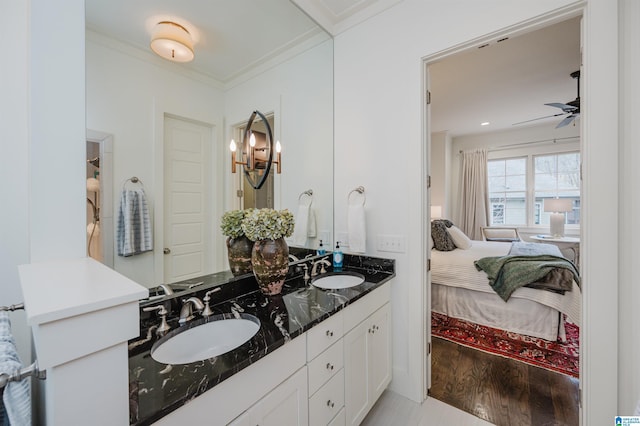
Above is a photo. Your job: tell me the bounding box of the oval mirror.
[242,110,273,190]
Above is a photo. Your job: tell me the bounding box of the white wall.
[618,0,640,414]
[333,0,622,424]
[0,0,32,364]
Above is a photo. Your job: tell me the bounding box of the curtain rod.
[458,136,579,154]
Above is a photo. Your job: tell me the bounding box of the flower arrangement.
[220,209,253,239]
[241,208,295,241]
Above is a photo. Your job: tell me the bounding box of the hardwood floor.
[362,337,579,425]
[429,337,579,426]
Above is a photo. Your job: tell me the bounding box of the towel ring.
[122,176,144,190]
[298,189,313,201]
[348,186,366,206]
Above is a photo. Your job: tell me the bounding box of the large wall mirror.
[85,1,334,288]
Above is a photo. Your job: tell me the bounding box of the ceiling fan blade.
[556,113,579,128]
[545,102,578,112]
[512,112,565,126]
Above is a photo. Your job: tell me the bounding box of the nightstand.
[530,235,580,267]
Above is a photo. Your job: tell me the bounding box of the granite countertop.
[128,254,395,425]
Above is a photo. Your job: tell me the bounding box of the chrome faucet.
[158,284,175,296]
[288,254,300,262]
[179,297,204,325]
[311,258,331,277]
[142,305,171,333]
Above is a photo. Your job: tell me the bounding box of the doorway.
[424,15,582,425]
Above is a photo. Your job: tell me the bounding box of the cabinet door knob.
[326,330,333,337]
[327,400,334,408]
[326,362,334,370]
[163,248,171,254]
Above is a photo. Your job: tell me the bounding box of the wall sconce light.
[544,198,573,237]
[273,141,282,174]
[230,110,281,190]
[150,21,194,63]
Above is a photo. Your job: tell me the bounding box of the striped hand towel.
[0,312,30,426]
[117,188,153,257]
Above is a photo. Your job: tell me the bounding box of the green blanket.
[474,254,580,302]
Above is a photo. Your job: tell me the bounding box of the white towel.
[292,204,310,246]
[0,313,30,426]
[348,202,366,253]
[307,209,317,238]
[117,188,153,257]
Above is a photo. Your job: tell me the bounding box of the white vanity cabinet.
[308,281,392,426]
[230,366,309,426]
[153,280,392,426]
[343,291,392,426]
[306,311,345,426]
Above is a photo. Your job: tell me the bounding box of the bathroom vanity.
[129,254,394,425]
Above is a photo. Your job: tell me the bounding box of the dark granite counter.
[128,254,395,425]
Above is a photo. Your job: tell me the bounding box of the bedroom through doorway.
[425,13,583,426]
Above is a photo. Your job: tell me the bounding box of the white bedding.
[431,240,581,329]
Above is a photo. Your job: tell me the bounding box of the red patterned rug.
[431,312,579,378]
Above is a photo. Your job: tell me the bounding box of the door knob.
[164,248,171,254]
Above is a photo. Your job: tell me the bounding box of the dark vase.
[226,235,254,276]
[251,237,289,295]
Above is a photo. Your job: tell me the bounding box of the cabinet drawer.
[307,311,343,361]
[309,369,344,426]
[308,339,343,396]
[327,407,345,426]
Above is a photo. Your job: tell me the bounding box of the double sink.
[149,271,366,365]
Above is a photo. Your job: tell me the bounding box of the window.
[487,157,527,225]
[534,152,580,226]
[487,151,580,227]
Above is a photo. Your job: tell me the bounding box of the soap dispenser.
[317,240,326,255]
[332,241,343,271]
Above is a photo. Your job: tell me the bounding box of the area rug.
[431,312,579,378]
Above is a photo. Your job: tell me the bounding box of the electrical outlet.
[377,234,406,253]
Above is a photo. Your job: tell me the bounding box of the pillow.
[447,225,472,250]
[431,220,456,251]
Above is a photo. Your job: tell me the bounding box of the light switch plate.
[377,234,406,253]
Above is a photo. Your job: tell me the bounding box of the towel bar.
[0,303,24,312]
[0,362,46,389]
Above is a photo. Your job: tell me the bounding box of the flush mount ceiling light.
[150,21,194,63]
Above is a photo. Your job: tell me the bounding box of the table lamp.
[544,198,573,237]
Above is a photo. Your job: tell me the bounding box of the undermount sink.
[150,314,260,365]
[311,271,366,290]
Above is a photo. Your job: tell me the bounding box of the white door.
[163,116,213,283]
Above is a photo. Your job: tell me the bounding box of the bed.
[431,240,581,341]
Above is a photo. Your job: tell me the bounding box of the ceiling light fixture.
[150,21,194,63]
[481,122,490,126]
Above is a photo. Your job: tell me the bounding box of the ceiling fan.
[513,70,580,128]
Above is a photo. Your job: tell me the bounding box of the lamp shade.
[430,205,442,219]
[544,198,572,213]
[150,21,194,63]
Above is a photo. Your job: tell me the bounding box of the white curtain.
[457,149,489,240]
